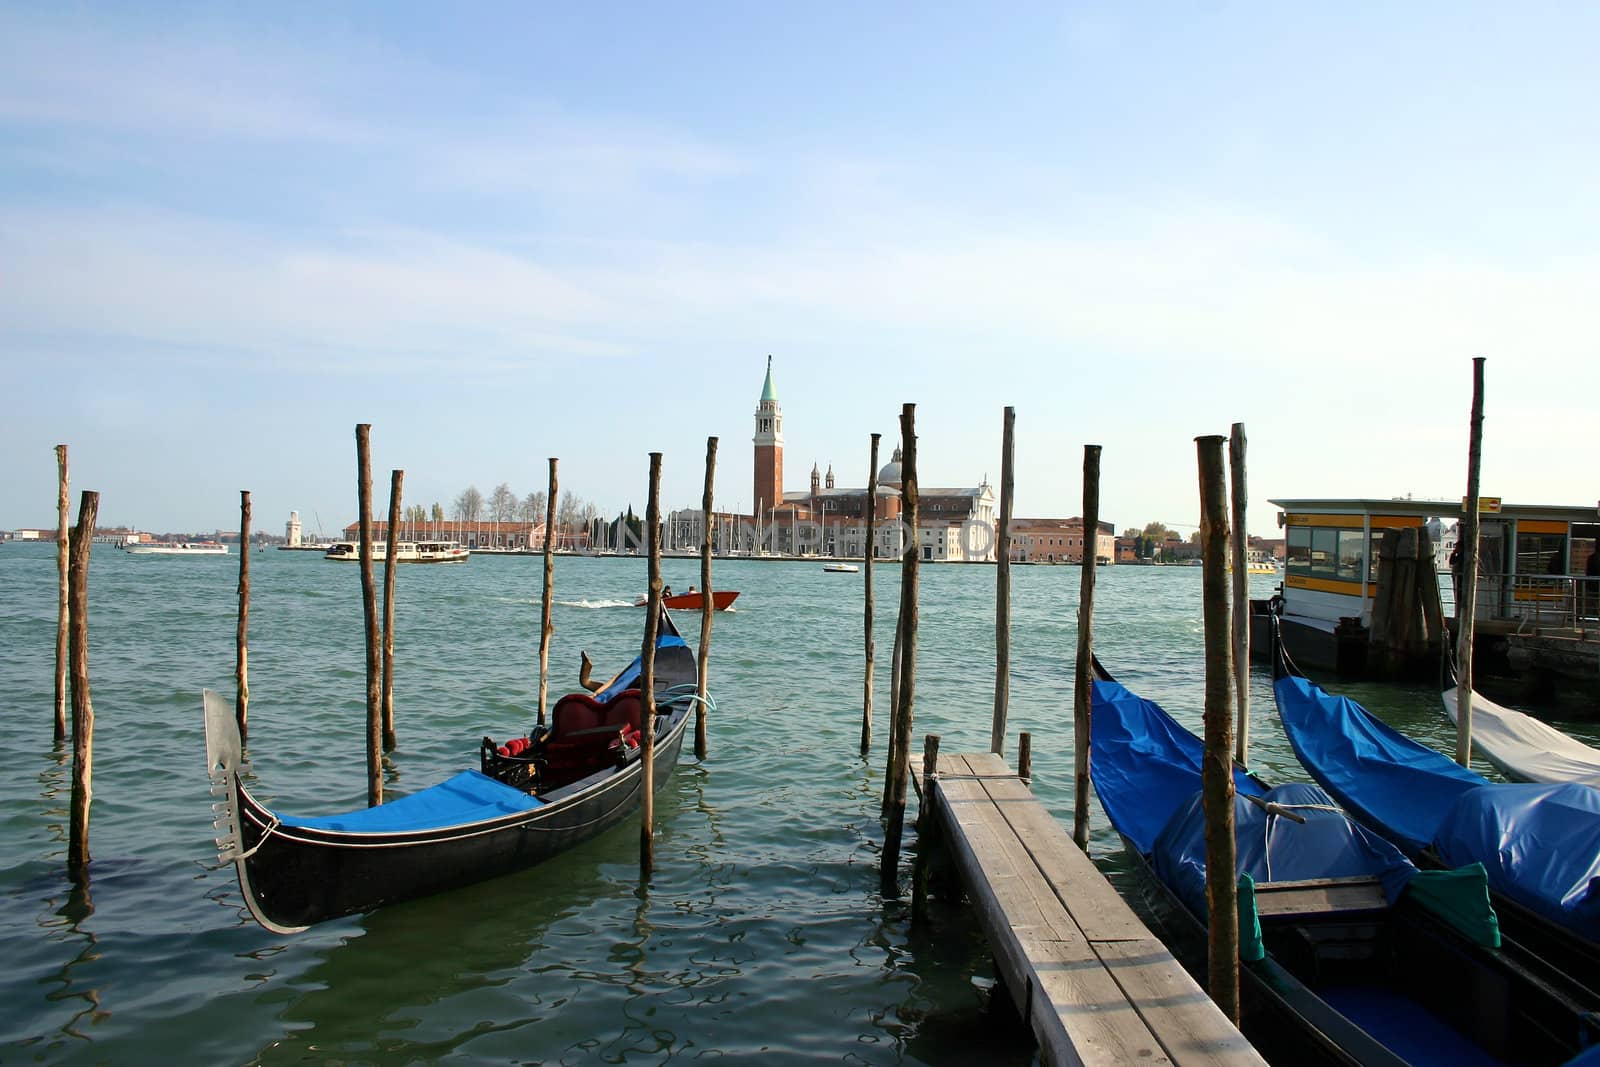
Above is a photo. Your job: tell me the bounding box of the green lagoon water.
[0,544,1520,1064]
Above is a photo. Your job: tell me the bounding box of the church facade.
[667,358,997,561]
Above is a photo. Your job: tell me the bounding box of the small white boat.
[125,541,229,556]
[822,562,859,573]
[324,540,469,564]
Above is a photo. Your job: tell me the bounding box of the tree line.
[419,484,604,535]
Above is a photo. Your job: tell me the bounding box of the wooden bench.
[929,751,1265,1067]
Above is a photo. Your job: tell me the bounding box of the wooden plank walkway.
[927,751,1265,1067]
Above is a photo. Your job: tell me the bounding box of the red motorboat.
[634,589,739,611]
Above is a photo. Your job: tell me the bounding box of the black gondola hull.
[229,705,691,932]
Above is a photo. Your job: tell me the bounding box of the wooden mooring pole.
[1457,357,1486,768]
[640,452,664,878]
[381,469,403,751]
[881,403,919,895]
[911,732,940,918]
[992,407,1015,755]
[538,458,558,727]
[861,432,880,755]
[54,444,69,745]
[67,489,99,881]
[1018,731,1032,784]
[1229,424,1250,767]
[696,437,717,759]
[1197,434,1240,1024]
[1072,444,1101,850]
[356,425,382,808]
[237,490,251,745]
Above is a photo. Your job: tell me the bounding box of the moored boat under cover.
[1274,650,1600,942]
[1083,667,1600,1065]
[1442,686,1600,787]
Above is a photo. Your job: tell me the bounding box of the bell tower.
[753,355,783,523]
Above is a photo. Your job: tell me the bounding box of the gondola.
[204,610,699,934]
[1090,655,1600,1066]
[1269,611,1600,996]
[1440,656,1600,786]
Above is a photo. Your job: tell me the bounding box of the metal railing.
[1446,571,1600,630]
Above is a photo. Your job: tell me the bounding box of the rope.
[206,811,281,870]
[1260,802,1356,882]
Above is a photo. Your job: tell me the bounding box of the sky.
[3,3,1598,540]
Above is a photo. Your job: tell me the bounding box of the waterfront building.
[1008,518,1116,564]
[667,358,997,560]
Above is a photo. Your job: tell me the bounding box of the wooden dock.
[926,751,1265,1067]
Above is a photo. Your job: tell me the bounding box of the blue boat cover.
[1152,783,1416,922]
[277,770,543,833]
[595,635,689,702]
[1091,677,1415,921]
[1275,673,1600,941]
[1274,675,1482,853]
[1090,678,1264,857]
[1434,782,1600,939]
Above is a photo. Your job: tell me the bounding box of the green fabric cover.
[1403,863,1501,948]
[1237,872,1265,962]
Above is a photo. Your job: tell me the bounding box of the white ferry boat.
[124,541,229,556]
[324,540,469,564]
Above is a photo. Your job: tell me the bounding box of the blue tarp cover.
[1274,674,1481,854]
[596,635,689,701]
[277,770,544,833]
[1435,782,1600,939]
[1275,673,1600,941]
[1152,783,1416,921]
[1090,678,1263,857]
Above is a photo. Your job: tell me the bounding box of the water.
[0,545,1564,1064]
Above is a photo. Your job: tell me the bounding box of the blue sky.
[4,3,1597,537]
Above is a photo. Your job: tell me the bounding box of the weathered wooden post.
[538,458,558,726]
[696,437,717,759]
[67,489,99,881]
[237,490,252,744]
[356,424,382,808]
[1018,731,1032,785]
[54,444,69,745]
[862,432,881,755]
[1229,423,1250,766]
[992,407,1016,755]
[880,403,920,895]
[1072,445,1101,850]
[911,732,940,917]
[640,452,664,877]
[1457,357,1486,767]
[381,470,403,750]
[1197,433,1240,1024]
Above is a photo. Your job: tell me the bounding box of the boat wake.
[557,598,635,609]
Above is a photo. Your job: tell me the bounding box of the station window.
[1287,525,1365,582]
[1517,532,1567,576]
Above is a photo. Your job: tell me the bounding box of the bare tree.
[490,482,517,523]
[454,486,484,522]
[520,491,547,525]
[556,490,581,548]
[431,502,445,523]
[405,504,427,525]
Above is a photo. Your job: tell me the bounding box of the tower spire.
[753,356,784,528]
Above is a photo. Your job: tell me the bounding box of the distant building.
[1008,518,1116,564]
[668,357,997,560]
